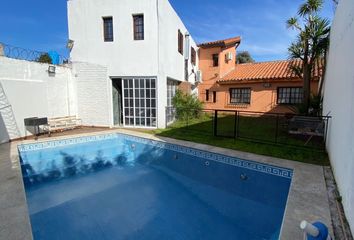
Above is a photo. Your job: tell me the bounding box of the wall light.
[48,65,56,74]
[66,39,74,51]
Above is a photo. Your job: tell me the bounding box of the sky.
[0,0,335,62]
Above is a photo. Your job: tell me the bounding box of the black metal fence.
[165,107,331,150]
[0,42,68,64]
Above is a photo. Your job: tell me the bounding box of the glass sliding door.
[166,79,179,124]
[112,79,123,126]
[122,77,157,128]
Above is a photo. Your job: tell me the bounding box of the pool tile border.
[17,132,293,179]
[17,133,118,152]
[122,134,293,179]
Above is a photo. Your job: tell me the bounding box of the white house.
[67,0,200,129]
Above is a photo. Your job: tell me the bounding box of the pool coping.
[0,129,333,240]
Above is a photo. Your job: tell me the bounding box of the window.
[230,88,251,104]
[191,47,196,65]
[122,78,157,127]
[133,15,144,40]
[213,91,217,103]
[103,17,113,42]
[178,30,183,55]
[167,80,179,124]
[277,87,303,104]
[167,80,179,108]
[212,54,219,67]
[205,90,209,101]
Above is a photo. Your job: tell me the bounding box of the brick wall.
[73,62,112,127]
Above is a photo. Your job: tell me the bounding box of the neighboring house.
[67,0,199,128]
[198,37,322,113]
[197,36,241,108]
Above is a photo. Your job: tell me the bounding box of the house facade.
[198,37,321,113]
[67,0,199,128]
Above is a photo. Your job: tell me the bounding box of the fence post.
[213,110,218,137]
[275,114,279,143]
[233,111,238,139]
[237,111,240,138]
[324,117,329,147]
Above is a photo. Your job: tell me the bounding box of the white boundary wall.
[0,57,112,143]
[0,57,75,143]
[323,0,354,235]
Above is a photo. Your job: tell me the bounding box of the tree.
[236,51,255,64]
[286,0,330,112]
[172,90,203,120]
[37,53,52,64]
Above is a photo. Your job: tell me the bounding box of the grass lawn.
[138,113,329,166]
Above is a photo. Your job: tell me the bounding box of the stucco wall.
[323,0,354,235]
[198,45,238,111]
[72,62,112,127]
[0,57,74,143]
[199,45,236,83]
[156,0,199,127]
[67,0,199,128]
[199,80,318,113]
[157,0,199,84]
[199,46,222,84]
[68,0,159,77]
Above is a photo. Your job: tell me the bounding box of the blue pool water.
[18,133,292,240]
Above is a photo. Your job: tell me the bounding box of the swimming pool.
[18,133,293,240]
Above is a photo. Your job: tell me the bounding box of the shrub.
[297,94,323,116]
[172,90,203,120]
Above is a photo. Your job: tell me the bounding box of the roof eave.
[217,77,302,84]
[198,37,241,48]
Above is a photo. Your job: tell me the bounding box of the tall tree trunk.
[318,50,328,98]
[303,64,312,113]
[303,41,311,113]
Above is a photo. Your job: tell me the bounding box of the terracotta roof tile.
[198,36,241,48]
[218,59,323,83]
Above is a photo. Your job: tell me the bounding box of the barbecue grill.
[24,117,48,139]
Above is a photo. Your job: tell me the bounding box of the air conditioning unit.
[196,70,203,83]
[226,52,233,61]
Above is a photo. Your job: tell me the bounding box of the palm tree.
[287,0,330,112]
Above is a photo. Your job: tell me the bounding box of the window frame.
[213,91,217,103]
[205,89,209,101]
[122,77,157,128]
[133,14,144,41]
[103,16,114,42]
[277,87,303,105]
[191,47,196,65]
[212,54,219,67]
[178,30,183,55]
[229,88,251,104]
